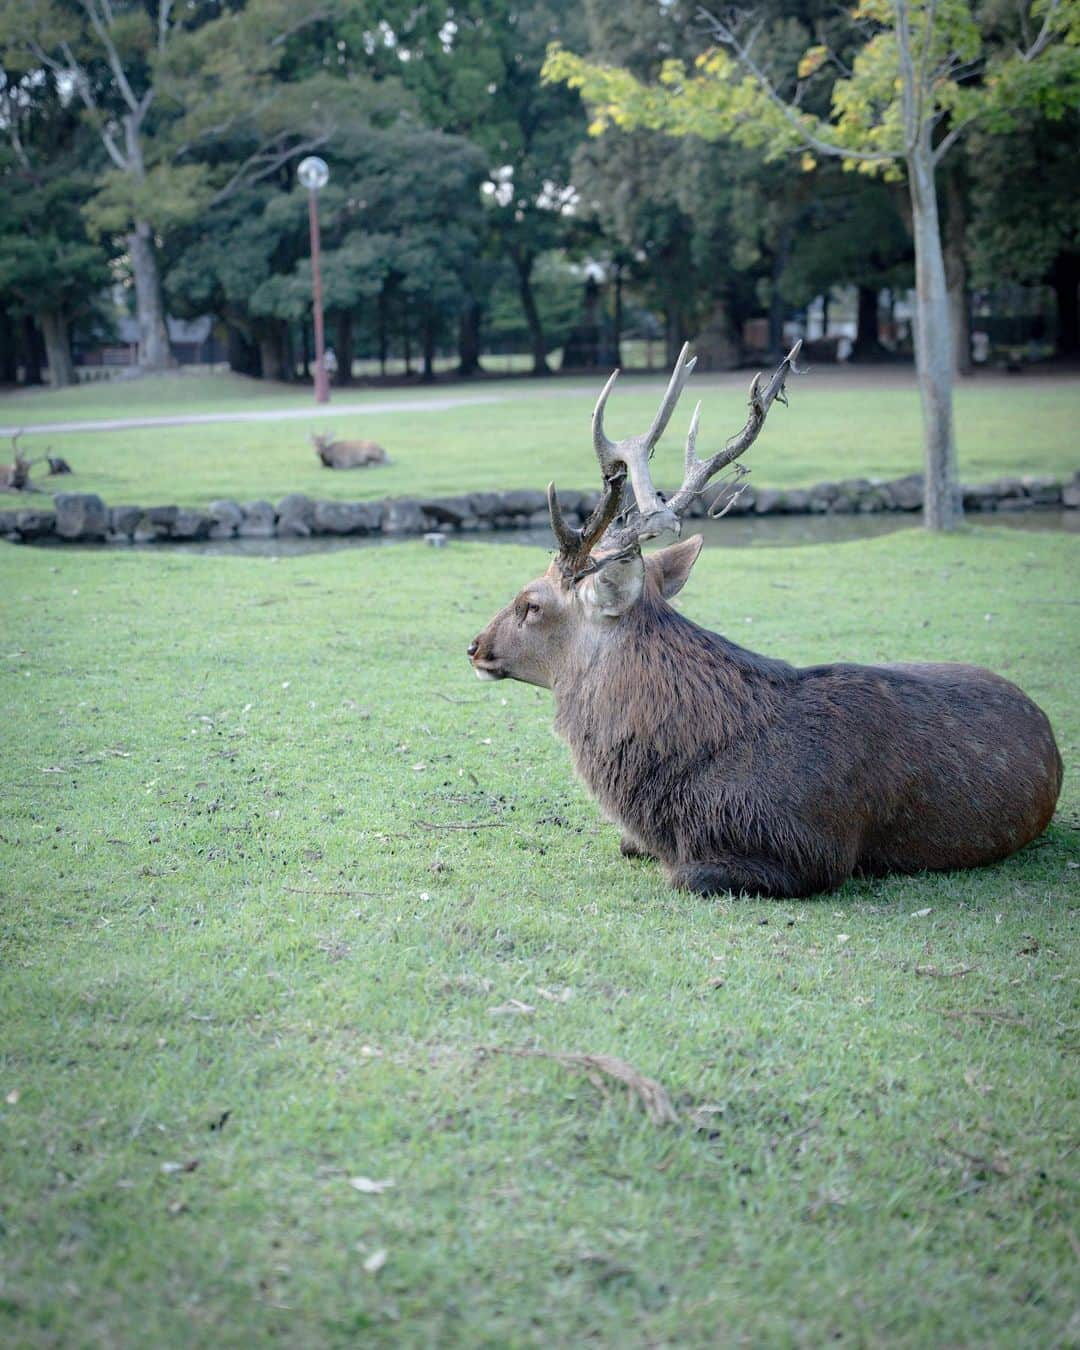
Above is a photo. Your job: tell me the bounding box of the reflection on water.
[172,507,1077,558]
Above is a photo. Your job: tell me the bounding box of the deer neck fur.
[552,592,793,808]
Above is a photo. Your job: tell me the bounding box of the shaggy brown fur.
[470,544,1062,899]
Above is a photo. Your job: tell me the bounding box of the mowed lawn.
[2,368,1078,507]
[1,527,1077,1346]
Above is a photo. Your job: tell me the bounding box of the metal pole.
[308,188,329,404]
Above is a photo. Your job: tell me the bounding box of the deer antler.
[663,340,804,521]
[547,471,626,581]
[598,340,804,555]
[592,342,698,540]
[547,345,696,574]
[549,341,804,571]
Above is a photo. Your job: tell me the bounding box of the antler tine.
[644,341,697,454]
[547,481,581,554]
[591,367,621,466]
[588,343,701,553]
[548,472,626,580]
[665,339,804,519]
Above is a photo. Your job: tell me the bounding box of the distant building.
[77,315,224,369]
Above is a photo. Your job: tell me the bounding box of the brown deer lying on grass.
[468,345,1062,898]
[0,433,44,492]
[311,431,388,468]
[0,433,72,491]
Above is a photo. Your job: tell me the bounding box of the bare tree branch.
[158,0,173,55]
[914,0,939,141]
[698,7,897,165]
[1019,0,1060,60]
[208,128,334,206]
[932,112,980,165]
[893,0,921,155]
[80,0,142,115]
[269,7,335,48]
[36,38,129,169]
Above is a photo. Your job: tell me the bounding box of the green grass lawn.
[2,369,1078,508]
[2,526,1077,1346]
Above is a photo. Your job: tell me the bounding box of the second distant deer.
[311,432,388,469]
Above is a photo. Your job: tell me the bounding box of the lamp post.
[298,155,330,404]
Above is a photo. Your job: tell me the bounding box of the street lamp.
[298,155,330,404]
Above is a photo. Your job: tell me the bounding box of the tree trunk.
[402,299,413,376]
[457,300,482,376]
[513,249,550,375]
[768,228,792,358]
[334,312,353,386]
[908,145,961,531]
[226,322,259,377]
[127,221,172,371]
[943,170,972,376]
[852,286,884,360]
[664,307,687,367]
[0,311,17,384]
[40,312,77,388]
[257,326,286,383]
[421,309,436,382]
[612,262,624,367]
[20,317,44,385]
[1051,252,1080,357]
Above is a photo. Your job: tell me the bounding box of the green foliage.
[0,56,111,336]
[967,108,1080,287]
[0,527,1077,1343]
[543,1,1080,179]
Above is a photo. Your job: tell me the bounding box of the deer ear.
[646,534,703,599]
[583,553,645,617]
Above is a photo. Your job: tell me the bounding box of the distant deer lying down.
[0,433,43,492]
[311,431,388,469]
[0,434,74,491]
[468,344,1062,898]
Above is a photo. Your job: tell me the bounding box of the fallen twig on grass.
[414,819,507,831]
[942,1007,1028,1026]
[284,885,378,898]
[915,964,976,978]
[480,1045,678,1126]
[937,1136,1011,1177]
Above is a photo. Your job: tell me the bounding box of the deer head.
[468,341,802,689]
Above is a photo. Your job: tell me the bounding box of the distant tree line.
[1,0,1077,391]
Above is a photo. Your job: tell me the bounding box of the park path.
[0,392,505,438]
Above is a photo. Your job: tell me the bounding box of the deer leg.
[666,854,807,900]
[620,833,656,861]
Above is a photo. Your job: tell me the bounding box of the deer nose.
[467,638,479,659]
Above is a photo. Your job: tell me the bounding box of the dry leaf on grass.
[482,1045,678,1126]
[938,1137,1011,1177]
[349,1176,394,1194]
[363,1249,388,1274]
[942,1007,1028,1027]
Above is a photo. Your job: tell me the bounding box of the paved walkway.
[0,393,505,438]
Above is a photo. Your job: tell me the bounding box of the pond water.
[159,506,1077,557]
[15,507,1076,558]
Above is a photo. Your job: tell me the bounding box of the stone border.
[2,472,1077,544]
